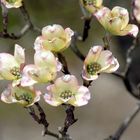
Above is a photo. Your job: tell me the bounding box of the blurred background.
[1,0,140,140]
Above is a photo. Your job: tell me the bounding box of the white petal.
[34,36,43,51]
[69,86,91,106]
[44,93,62,106]
[1,85,17,104]
[56,58,62,71]
[14,44,25,65]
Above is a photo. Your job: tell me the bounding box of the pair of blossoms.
[0,24,119,108]
[80,0,139,37]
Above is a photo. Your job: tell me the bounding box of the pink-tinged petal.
[82,68,98,81]
[97,50,113,68]
[14,44,25,65]
[102,57,119,73]
[65,28,74,41]
[34,50,57,69]
[44,93,62,106]
[133,0,140,23]
[119,24,139,38]
[56,58,62,71]
[1,85,17,104]
[42,24,66,40]
[55,75,79,93]
[21,65,38,86]
[22,64,57,86]
[34,36,44,51]
[94,7,110,28]
[68,86,91,106]
[84,46,103,64]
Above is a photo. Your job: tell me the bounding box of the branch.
[82,17,92,41]
[0,1,41,40]
[26,102,59,139]
[105,103,140,140]
[70,32,85,61]
[57,53,71,75]
[1,1,8,33]
[59,104,77,139]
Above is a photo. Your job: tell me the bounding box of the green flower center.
[10,67,21,79]
[15,92,33,104]
[60,90,74,100]
[86,62,101,75]
[6,0,17,4]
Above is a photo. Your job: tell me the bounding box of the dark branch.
[82,17,92,41]
[57,53,71,75]
[1,2,8,33]
[0,1,41,40]
[26,102,59,139]
[105,103,140,140]
[59,105,77,138]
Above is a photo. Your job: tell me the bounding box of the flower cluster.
[2,0,139,109]
[0,24,92,107]
[0,23,120,108]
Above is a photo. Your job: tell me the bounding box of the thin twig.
[57,53,71,75]
[70,32,85,61]
[105,103,140,140]
[26,102,59,139]
[1,2,8,33]
[0,1,41,40]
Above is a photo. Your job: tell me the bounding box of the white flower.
[82,45,119,80]
[44,75,91,107]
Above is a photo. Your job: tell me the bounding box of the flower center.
[83,0,96,6]
[86,62,101,75]
[60,90,74,100]
[6,0,16,3]
[10,67,21,79]
[15,92,33,104]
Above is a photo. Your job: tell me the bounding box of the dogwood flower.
[21,50,62,86]
[34,24,74,52]
[0,44,25,85]
[1,85,41,107]
[1,0,22,8]
[94,6,139,37]
[82,46,119,81]
[44,75,91,107]
[80,0,103,14]
[133,0,140,24]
